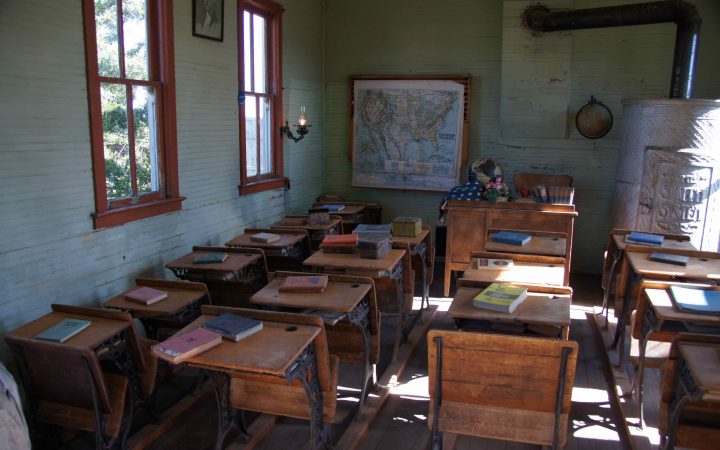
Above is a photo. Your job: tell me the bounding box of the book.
[669,286,720,314]
[474,258,514,271]
[357,234,392,259]
[250,232,281,243]
[491,231,531,246]
[201,313,263,342]
[649,252,689,266]
[321,204,345,212]
[392,217,422,237]
[152,327,222,364]
[35,319,92,343]
[321,234,359,247]
[472,283,528,313]
[626,231,664,246]
[353,223,393,235]
[279,275,329,293]
[192,253,228,264]
[124,286,168,305]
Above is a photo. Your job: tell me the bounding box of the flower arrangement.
[483,176,511,203]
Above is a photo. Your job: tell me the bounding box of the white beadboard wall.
[0,0,324,360]
[323,0,720,274]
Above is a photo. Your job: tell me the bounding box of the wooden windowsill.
[93,197,185,229]
[238,178,288,196]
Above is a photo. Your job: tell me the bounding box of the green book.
[35,319,92,343]
[192,253,228,264]
[473,283,528,313]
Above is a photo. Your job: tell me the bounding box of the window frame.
[82,0,183,229]
[238,0,286,196]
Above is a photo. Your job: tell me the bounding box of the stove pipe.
[523,1,701,99]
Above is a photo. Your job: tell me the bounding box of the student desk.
[165,246,268,308]
[250,273,377,408]
[271,216,342,251]
[315,199,383,227]
[313,203,366,233]
[104,278,210,340]
[392,224,434,312]
[303,249,409,362]
[462,252,566,286]
[485,231,567,257]
[448,281,572,339]
[610,246,720,366]
[600,229,694,327]
[225,228,311,271]
[633,285,720,427]
[177,313,328,450]
[443,200,576,296]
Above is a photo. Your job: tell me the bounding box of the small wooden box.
[392,217,422,237]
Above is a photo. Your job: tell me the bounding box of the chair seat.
[37,372,128,438]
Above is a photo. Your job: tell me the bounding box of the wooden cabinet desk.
[443,200,577,296]
[271,216,342,250]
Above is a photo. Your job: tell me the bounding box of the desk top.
[104,280,207,317]
[449,286,571,329]
[251,277,372,313]
[678,342,720,398]
[612,233,695,251]
[178,315,320,376]
[463,259,565,286]
[303,248,405,273]
[644,288,720,326]
[271,216,341,232]
[392,228,430,247]
[226,232,306,249]
[314,204,365,216]
[485,233,566,257]
[7,311,131,350]
[166,251,262,274]
[626,252,720,279]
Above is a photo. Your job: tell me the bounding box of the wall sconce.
[280,105,311,142]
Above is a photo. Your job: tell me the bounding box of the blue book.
[202,313,263,342]
[649,252,689,266]
[35,319,92,343]
[626,231,664,246]
[353,223,392,235]
[669,286,720,314]
[491,231,531,246]
[322,204,345,212]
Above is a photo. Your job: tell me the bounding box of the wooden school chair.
[5,336,131,450]
[427,330,578,450]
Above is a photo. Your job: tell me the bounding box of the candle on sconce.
[298,105,307,126]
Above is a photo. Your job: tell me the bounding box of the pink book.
[152,327,222,364]
[124,286,168,305]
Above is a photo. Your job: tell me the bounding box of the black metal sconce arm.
[280,122,311,143]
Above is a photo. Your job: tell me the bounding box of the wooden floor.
[66,267,638,450]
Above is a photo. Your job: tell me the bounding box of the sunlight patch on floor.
[427,296,454,312]
[572,386,609,403]
[388,375,429,401]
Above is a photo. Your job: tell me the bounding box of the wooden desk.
[250,273,377,408]
[443,200,577,296]
[462,252,566,286]
[303,249,409,362]
[610,246,720,367]
[485,231,566,257]
[177,311,329,449]
[104,278,210,340]
[271,216,342,250]
[165,246,268,308]
[600,229,694,327]
[448,281,572,339]
[226,228,311,271]
[313,204,365,231]
[634,285,720,426]
[392,224,434,312]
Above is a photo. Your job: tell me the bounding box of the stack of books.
[358,233,392,259]
[472,283,528,313]
[320,234,358,253]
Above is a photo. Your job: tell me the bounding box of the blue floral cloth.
[439,180,484,218]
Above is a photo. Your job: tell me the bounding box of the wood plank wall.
[0,0,325,361]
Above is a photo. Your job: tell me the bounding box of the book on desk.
[279,275,329,293]
[649,252,689,266]
[35,318,92,343]
[250,232,281,243]
[669,286,720,314]
[626,231,664,246]
[152,327,223,364]
[473,283,528,313]
[124,286,168,305]
[491,230,531,246]
[202,313,263,342]
[192,253,228,264]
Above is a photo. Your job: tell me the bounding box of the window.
[83,0,182,228]
[238,0,285,195]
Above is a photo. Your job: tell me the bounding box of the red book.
[321,234,358,247]
[279,275,329,293]
[152,327,222,364]
[124,286,168,305]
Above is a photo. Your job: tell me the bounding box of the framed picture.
[193,0,224,42]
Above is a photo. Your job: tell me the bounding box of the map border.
[351,78,467,192]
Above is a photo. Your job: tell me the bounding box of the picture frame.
[193,0,224,42]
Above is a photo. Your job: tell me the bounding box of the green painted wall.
[323,0,720,273]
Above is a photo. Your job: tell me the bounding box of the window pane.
[101,83,131,199]
[252,14,266,93]
[244,95,258,178]
[133,85,159,194]
[258,96,272,175]
[243,11,252,92]
[95,0,120,78]
[122,0,149,80]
